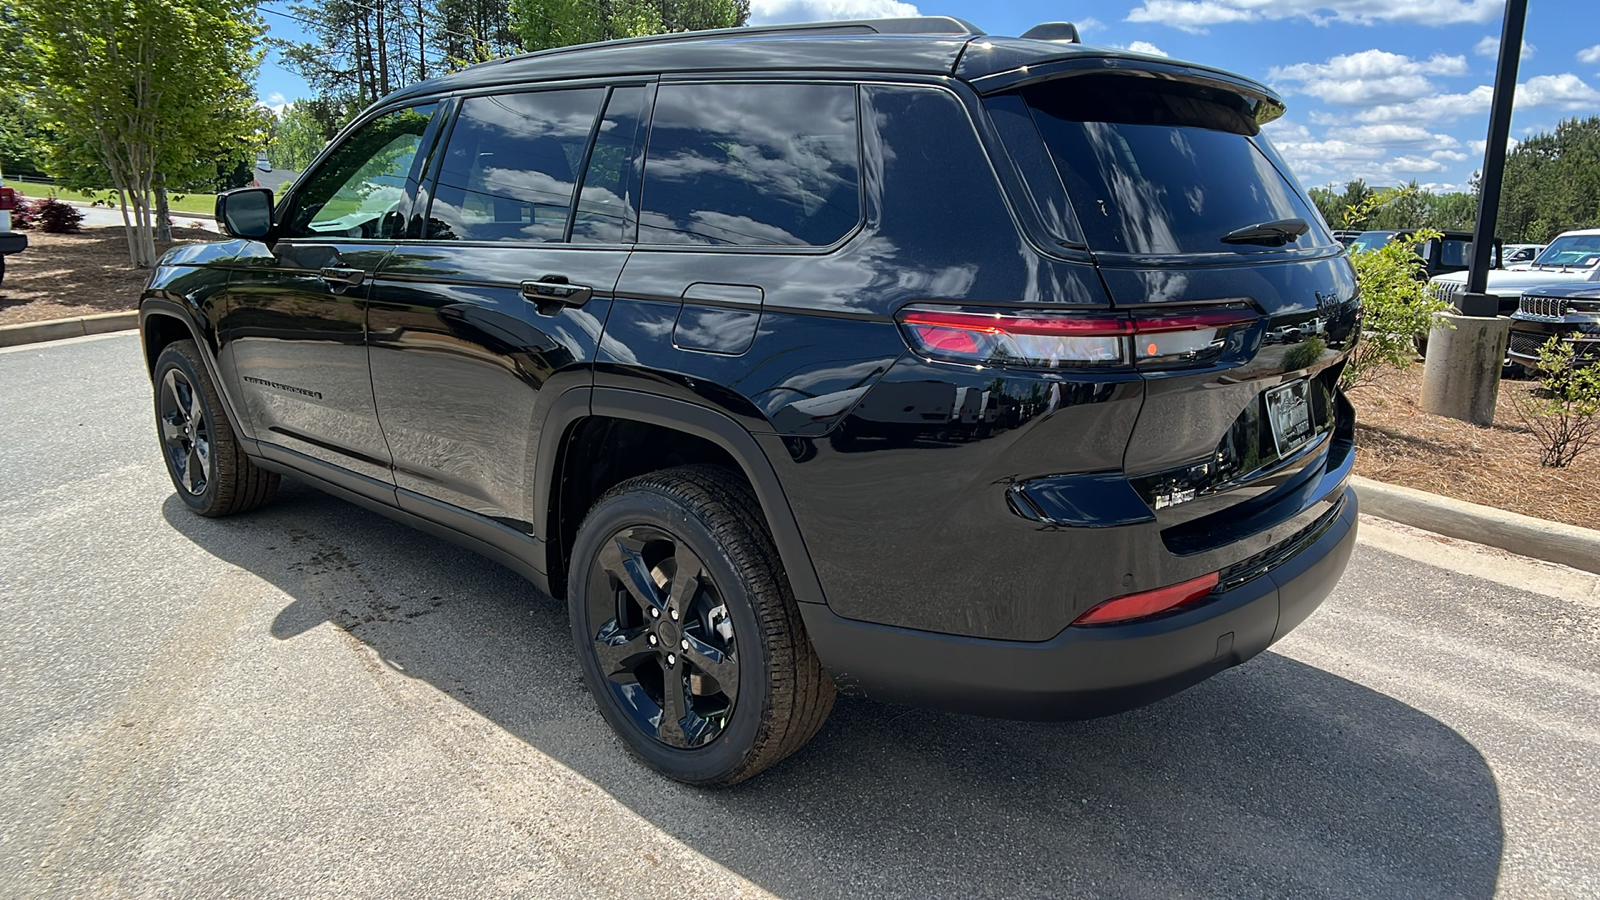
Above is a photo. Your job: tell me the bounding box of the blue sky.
[253,0,1599,193]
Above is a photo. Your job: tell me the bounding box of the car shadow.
[164,481,1504,898]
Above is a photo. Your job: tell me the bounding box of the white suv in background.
[1428,229,1600,316]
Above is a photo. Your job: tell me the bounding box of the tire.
[153,340,278,517]
[568,464,835,786]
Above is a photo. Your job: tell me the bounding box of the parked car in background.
[0,174,26,285]
[1503,243,1546,266]
[1349,229,1503,280]
[1332,229,1362,247]
[1508,283,1600,371]
[1429,229,1600,317]
[140,17,1361,785]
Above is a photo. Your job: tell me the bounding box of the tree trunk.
[155,174,173,244]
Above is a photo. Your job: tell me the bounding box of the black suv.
[140,18,1361,785]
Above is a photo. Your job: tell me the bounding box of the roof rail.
[1020,22,1082,44]
[468,17,984,70]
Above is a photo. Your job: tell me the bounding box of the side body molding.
[546,387,829,608]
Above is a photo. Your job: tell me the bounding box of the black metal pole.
[1464,0,1529,313]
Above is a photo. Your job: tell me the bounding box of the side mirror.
[215,187,274,240]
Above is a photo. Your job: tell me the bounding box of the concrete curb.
[0,312,138,347]
[1353,475,1600,576]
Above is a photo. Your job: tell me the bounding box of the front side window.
[427,89,604,242]
[283,104,436,240]
[638,83,861,247]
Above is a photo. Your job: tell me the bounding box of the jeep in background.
[1429,228,1600,317]
[1349,229,1503,280]
[1508,283,1600,371]
[139,17,1361,785]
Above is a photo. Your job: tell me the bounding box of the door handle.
[521,275,593,314]
[319,266,365,290]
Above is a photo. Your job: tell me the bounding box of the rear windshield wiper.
[1220,218,1310,247]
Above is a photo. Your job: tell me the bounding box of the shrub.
[1336,189,1452,391]
[1515,337,1600,467]
[33,197,84,234]
[10,193,38,229]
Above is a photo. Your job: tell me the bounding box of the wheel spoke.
[664,550,705,620]
[592,619,656,680]
[183,445,205,493]
[598,537,663,615]
[160,413,184,443]
[682,633,738,704]
[193,438,212,484]
[657,665,690,748]
[184,379,204,425]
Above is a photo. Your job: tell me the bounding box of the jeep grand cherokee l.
[139,17,1361,785]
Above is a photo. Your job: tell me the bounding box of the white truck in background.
[0,172,26,285]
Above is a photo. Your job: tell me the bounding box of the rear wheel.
[568,465,834,786]
[153,340,278,516]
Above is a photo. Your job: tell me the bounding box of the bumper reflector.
[1072,572,1220,626]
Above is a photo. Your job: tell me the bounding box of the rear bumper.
[0,232,26,255]
[801,486,1358,720]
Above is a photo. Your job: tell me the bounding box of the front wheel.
[153,340,278,516]
[569,465,835,786]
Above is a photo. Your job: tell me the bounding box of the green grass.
[6,178,217,216]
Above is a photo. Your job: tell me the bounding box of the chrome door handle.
[319,266,365,289]
[521,275,593,313]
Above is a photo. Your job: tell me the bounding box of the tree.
[17,0,266,265]
[268,104,332,171]
[508,0,748,54]
[1500,116,1600,243]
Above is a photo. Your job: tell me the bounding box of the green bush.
[1336,189,1452,390]
[1515,337,1600,467]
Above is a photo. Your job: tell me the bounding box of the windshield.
[1350,232,1395,254]
[1533,235,1600,268]
[1009,75,1335,256]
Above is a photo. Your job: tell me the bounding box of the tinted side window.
[639,83,860,247]
[571,86,647,244]
[427,89,604,242]
[284,104,436,240]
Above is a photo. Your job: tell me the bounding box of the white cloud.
[1324,123,1460,150]
[1072,17,1104,36]
[1126,0,1502,33]
[1474,36,1535,59]
[1387,155,1447,173]
[1431,149,1469,161]
[1518,73,1600,107]
[1578,45,1600,65]
[267,92,287,106]
[1467,136,1520,155]
[1110,40,1169,57]
[1270,50,1469,106]
[748,0,920,25]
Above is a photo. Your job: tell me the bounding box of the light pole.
[1419,0,1529,425]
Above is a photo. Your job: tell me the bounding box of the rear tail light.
[896,304,1258,370]
[1071,572,1220,626]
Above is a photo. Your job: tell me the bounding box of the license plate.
[1264,379,1314,457]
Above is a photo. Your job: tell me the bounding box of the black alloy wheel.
[158,365,213,498]
[569,465,835,786]
[152,340,279,517]
[589,525,740,749]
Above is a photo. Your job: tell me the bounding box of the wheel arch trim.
[540,386,828,607]
[139,301,255,446]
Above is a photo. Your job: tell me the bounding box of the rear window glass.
[1013,76,1333,256]
[638,83,860,247]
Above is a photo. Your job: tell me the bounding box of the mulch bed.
[0,226,214,326]
[5,233,1597,530]
[1350,362,1600,531]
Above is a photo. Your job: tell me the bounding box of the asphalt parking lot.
[3,332,1598,898]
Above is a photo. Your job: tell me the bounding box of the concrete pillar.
[1420,313,1510,426]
